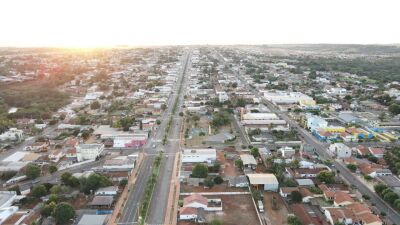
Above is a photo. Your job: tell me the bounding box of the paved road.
[226,55,400,224]
[117,51,190,225]
[146,51,191,224]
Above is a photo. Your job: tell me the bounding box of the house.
[368,147,385,158]
[0,128,23,141]
[65,148,77,158]
[296,179,315,187]
[24,142,49,152]
[290,167,328,178]
[329,143,352,158]
[279,187,299,198]
[354,145,369,156]
[181,149,216,163]
[279,146,296,158]
[182,194,223,211]
[95,186,118,196]
[333,191,354,207]
[247,173,279,192]
[49,149,64,163]
[324,203,382,225]
[77,214,109,225]
[179,207,206,222]
[240,154,257,169]
[307,116,328,132]
[89,196,114,208]
[358,163,392,178]
[76,144,104,162]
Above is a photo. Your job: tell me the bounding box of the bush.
[213,176,223,184]
[119,179,128,187]
[32,185,48,198]
[204,178,214,188]
[49,165,58,174]
[290,190,303,203]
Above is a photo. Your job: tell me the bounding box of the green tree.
[250,147,260,158]
[288,215,302,225]
[90,101,100,110]
[41,202,56,217]
[290,190,303,203]
[213,176,224,184]
[50,185,61,194]
[346,164,357,172]
[32,185,48,198]
[204,178,214,188]
[389,103,400,115]
[235,159,244,169]
[119,178,128,187]
[191,164,208,178]
[25,164,41,180]
[49,165,58,174]
[53,202,75,224]
[316,171,335,184]
[210,219,222,225]
[61,172,72,185]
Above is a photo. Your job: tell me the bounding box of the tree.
[61,172,72,185]
[250,147,260,158]
[179,112,184,116]
[316,171,335,184]
[383,191,399,205]
[290,190,303,203]
[161,104,167,110]
[210,219,222,225]
[251,189,262,201]
[32,185,48,198]
[288,216,302,225]
[191,164,208,178]
[346,164,357,172]
[213,176,224,184]
[49,165,58,174]
[50,185,61,194]
[235,159,243,169]
[389,103,400,115]
[378,112,386,122]
[25,164,41,180]
[344,95,352,101]
[156,120,161,125]
[53,202,75,224]
[119,178,128,187]
[204,178,214,188]
[41,202,56,217]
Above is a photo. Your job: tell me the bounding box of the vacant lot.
[180,182,248,193]
[205,194,259,225]
[262,192,289,225]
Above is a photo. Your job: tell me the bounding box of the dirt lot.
[205,195,260,225]
[262,192,289,225]
[217,150,244,178]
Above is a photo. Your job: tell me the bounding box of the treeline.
[293,56,400,83]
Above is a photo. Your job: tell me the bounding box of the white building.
[279,146,296,158]
[217,91,229,103]
[95,186,118,196]
[181,149,216,163]
[264,91,313,105]
[0,128,23,141]
[247,173,279,192]
[76,144,104,162]
[329,143,351,158]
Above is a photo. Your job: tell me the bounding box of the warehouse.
[247,173,279,192]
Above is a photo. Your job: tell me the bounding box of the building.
[329,143,351,158]
[95,186,118,196]
[217,91,229,102]
[239,154,257,169]
[181,149,216,163]
[0,128,23,141]
[247,173,279,192]
[279,146,296,158]
[76,144,104,162]
[307,116,328,132]
[77,214,109,225]
[49,149,64,163]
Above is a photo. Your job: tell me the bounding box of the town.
[0,45,399,225]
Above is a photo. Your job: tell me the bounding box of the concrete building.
[181,149,216,163]
[76,144,104,162]
[0,128,23,141]
[329,143,352,158]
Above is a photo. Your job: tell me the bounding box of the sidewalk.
[164,152,180,225]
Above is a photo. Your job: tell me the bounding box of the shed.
[247,173,279,192]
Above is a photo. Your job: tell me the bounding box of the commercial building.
[181,149,216,163]
[247,173,279,192]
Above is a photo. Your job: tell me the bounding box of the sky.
[1,0,399,47]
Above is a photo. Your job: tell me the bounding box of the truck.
[257,200,264,213]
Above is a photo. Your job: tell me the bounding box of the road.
[146,51,191,224]
[227,56,400,224]
[117,50,190,225]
